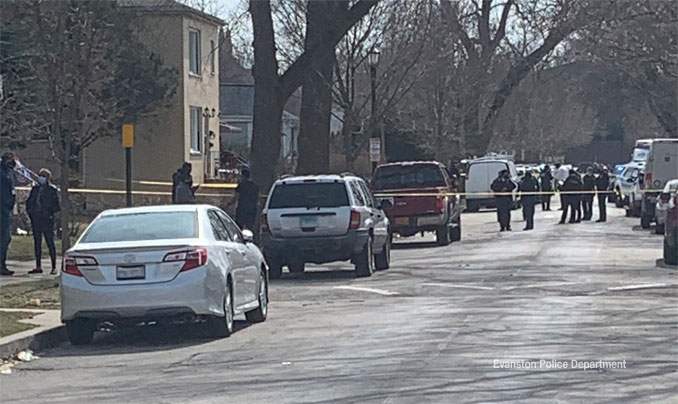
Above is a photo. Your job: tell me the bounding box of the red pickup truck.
[370,161,462,246]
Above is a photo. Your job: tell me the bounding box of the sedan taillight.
[164,247,208,272]
[62,255,98,277]
[260,213,270,233]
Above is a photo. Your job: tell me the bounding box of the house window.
[190,106,202,152]
[189,29,201,75]
[210,39,216,75]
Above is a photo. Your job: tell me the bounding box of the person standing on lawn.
[0,152,17,276]
[26,169,60,274]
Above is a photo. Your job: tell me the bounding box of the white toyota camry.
[61,205,269,345]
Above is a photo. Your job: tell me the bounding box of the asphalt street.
[2,202,677,403]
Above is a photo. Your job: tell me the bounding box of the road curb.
[0,325,66,360]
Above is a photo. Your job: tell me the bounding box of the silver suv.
[260,175,391,278]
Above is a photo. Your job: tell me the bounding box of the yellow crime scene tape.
[104,178,237,189]
[15,186,234,198]
[373,189,665,197]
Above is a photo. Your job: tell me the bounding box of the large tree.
[2,0,175,250]
[249,0,378,190]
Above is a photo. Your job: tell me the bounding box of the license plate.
[117,266,145,280]
[300,216,318,227]
[395,217,410,226]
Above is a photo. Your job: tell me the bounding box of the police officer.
[595,167,610,222]
[560,170,582,224]
[540,165,554,211]
[581,167,596,221]
[172,162,199,204]
[26,169,60,274]
[519,172,539,230]
[227,167,259,231]
[491,169,516,231]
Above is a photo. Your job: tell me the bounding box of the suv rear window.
[268,182,349,209]
[374,165,446,190]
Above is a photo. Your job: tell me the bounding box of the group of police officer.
[490,164,611,232]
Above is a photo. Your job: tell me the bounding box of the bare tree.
[249,0,378,191]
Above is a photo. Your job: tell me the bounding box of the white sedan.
[61,205,269,345]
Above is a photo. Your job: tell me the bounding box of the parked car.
[61,205,269,345]
[655,179,678,234]
[464,156,519,212]
[616,163,644,216]
[640,139,678,228]
[261,174,391,278]
[663,191,678,266]
[371,161,461,246]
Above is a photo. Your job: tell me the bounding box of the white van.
[640,139,678,228]
[465,157,519,211]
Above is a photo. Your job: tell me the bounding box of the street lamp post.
[368,49,380,173]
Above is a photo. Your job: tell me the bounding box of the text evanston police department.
[493,359,627,370]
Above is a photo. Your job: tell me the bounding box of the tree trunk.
[296,0,344,175]
[342,107,354,171]
[250,0,283,193]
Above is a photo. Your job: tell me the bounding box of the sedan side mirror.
[242,229,254,243]
[379,198,393,210]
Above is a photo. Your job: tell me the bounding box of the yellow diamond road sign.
[122,124,134,148]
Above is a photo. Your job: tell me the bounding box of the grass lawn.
[0,278,61,309]
[0,311,37,337]
[8,235,64,262]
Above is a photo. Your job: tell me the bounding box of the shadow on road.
[656,258,678,270]
[392,240,440,250]
[271,268,357,283]
[47,321,252,357]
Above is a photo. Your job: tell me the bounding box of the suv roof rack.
[339,171,357,177]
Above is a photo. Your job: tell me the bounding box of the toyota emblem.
[123,254,136,264]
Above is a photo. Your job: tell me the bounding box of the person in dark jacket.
[491,170,516,231]
[595,167,610,222]
[26,169,60,274]
[519,172,539,230]
[227,167,259,231]
[581,167,596,221]
[172,163,199,204]
[0,153,17,276]
[560,170,582,224]
[540,165,554,211]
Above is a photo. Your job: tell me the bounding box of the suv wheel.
[267,256,283,279]
[655,223,665,235]
[354,239,374,277]
[66,319,95,346]
[374,237,390,271]
[450,217,461,242]
[436,225,451,246]
[665,239,678,265]
[288,259,305,274]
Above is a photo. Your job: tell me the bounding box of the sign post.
[369,137,381,173]
[122,124,134,207]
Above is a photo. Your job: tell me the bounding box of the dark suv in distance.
[370,161,462,246]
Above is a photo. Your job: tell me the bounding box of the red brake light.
[645,173,652,188]
[164,247,207,271]
[62,255,97,277]
[260,213,269,233]
[349,210,361,230]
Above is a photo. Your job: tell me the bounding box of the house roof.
[119,0,225,26]
[220,83,254,117]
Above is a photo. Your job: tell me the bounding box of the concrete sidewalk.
[0,309,64,359]
[0,260,61,286]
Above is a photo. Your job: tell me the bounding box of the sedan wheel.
[66,319,95,346]
[246,270,268,323]
[208,285,233,338]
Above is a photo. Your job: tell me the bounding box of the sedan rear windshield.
[269,182,349,209]
[81,211,198,243]
[374,165,446,190]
